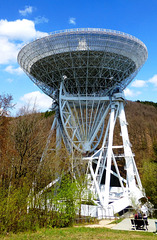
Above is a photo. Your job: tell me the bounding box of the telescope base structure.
[40,93,145,218]
[17,28,148,218]
[80,196,131,219]
[84,96,144,216]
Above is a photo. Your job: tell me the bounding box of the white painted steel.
[18,28,148,100]
[103,105,115,206]
[59,81,110,153]
[87,94,145,213]
[18,29,148,216]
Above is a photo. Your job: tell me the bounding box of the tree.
[141,159,157,208]
[0,94,14,187]
[9,109,50,186]
[0,94,14,117]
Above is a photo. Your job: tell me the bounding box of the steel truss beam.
[19,29,148,217]
[59,82,110,153]
[85,93,144,210]
[41,91,144,213]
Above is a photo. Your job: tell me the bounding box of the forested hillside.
[125,101,157,207]
[126,101,157,164]
[1,99,157,198]
[0,96,157,232]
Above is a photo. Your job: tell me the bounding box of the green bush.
[141,159,157,208]
[0,175,82,233]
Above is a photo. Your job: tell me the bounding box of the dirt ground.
[82,219,116,228]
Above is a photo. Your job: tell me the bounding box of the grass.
[109,218,124,224]
[0,227,156,240]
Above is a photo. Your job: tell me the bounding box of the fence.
[74,207,157,224]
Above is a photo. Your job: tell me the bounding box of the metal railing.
[46,28,146,49]
[76,207,157,221]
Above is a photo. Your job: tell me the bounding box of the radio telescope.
[18,29,148,217]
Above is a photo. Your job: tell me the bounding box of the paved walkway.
[84,218,157,232]
[112,218,157,232]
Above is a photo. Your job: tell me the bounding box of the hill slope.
[125,101,157,165]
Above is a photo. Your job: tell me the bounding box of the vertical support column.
[103,104,115,206]
[39,116,57,164]
[89,161,104,206]
[56,119,62,150]
[118,101,137,190]
[56,108,62,150]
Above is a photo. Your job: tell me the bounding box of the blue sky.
[0,0,157,115]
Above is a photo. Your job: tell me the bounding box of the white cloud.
[148,74,157,87]
[20,91,52,111]
[0,19,48,42]
[69,17,76,25]
[6,78,13,83]
[0,19,48,64]
[5,65,23,75]
[0,37,19,64]
[131,79,147,88]
[34,16,49,24]
[124,88,134,97]
[124,88,141,97]
[131,74,157,89]
[19,6,33,16]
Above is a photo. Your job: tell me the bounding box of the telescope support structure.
[86,93,144,213]
[39,91,144,216]
[18,28,148,217]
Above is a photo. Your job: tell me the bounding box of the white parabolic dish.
[18,28,148,98]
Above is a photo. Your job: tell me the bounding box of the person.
[134,212,138,219]
[134,211,143,229]
[143,213,148,228]
[134,211,142,219]
[138,212,142,219]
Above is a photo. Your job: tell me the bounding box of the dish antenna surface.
[18,28,148,217]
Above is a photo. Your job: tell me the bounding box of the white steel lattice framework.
[18,29,148,215]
